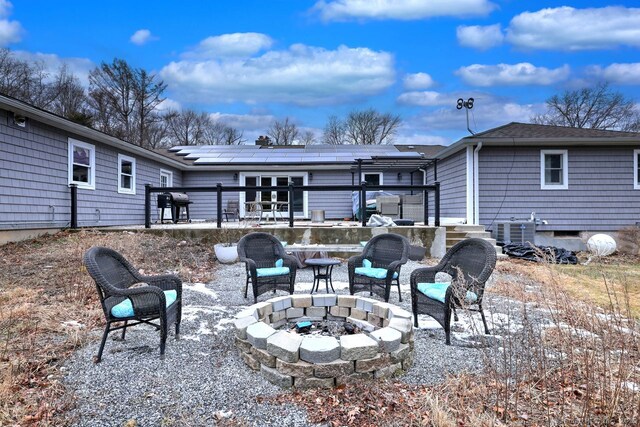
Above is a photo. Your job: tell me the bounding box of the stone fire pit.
[233,294,415,388]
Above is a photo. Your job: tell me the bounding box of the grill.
[157,192,192,224]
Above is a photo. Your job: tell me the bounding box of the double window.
[540,150,568,190]
[68,139,95,189]
[118,154,136,194]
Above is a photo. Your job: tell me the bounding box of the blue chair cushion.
[111,289,177,318]
[275,258,283,268]
[416,282,478,304]
[355,266,399,280]
[257,266,290,277]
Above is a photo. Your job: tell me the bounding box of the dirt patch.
[0,229,216,426]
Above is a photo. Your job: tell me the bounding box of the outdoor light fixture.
[309,172,313,181]
[397,172,402,180]
[13,113,27,127]
[233,173,238,181]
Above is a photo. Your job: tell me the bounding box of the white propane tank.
[586,234,617,256]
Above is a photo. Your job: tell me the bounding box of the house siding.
[478,146,640,232]
[426,149,467,220]
[0,109,182,230]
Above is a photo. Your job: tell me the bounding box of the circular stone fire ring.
[233,294,415,389]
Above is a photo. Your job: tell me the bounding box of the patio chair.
[237,232,298,303]
[348,233,410,302]
[223,200,240,221]
[376,195,400,218]
[410,238,496,345]
[83,246,182,362]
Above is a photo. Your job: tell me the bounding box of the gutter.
[473,142,482,225]
[1,96,187,170]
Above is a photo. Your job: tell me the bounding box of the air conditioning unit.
[493,221,536,244]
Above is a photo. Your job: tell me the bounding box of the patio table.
[305,258,340,293]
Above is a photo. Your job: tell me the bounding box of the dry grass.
[496,255,640,318]
[0,229,215,426]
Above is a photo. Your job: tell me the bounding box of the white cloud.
[312,0,495,21]
[403,72,434,90]
[397,91,449,106]
[0,0,22,46]
[393,132,448,145]
[188,33,273,58]
[156,98,182,112]
[456,63,570,86]
[130,29,156,46]
[419,99,541,132]
[161,42,395,106]
[209,112,275,130]
[12,50,94,86]
[506,6,640,51]
[457,24,503,50]
[589,63,640,85]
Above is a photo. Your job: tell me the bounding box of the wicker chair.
[410,238,496,345]
[237,232,298,303]
[223,200,240,221]
[348,233,410,302]
[83,247,182,362]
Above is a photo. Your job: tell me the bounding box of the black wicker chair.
[83,246,182,362]
[348,233,410,302]
[237,232,298,303]
[410,238,496,345]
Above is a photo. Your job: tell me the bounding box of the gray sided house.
[429,122,640,245]
[0,93,440,243]
[159,144,438,221]
[0,94,184,243]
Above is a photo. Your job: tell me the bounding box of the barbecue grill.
[157,192,192,224]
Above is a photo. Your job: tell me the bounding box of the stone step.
[465,231,492,239]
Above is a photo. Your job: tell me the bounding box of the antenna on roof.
[456,98,475,135]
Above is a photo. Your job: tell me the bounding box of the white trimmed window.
[68,138,95,189]
[118,154,136,194]
[541,150,568,190]
[362,172,383,186]
[634,149,640,190]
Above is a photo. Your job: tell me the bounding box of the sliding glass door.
[240,173,307,218]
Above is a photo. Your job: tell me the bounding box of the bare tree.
[322,115,346,145]
[300,130,316,145]
[46,64,90,121]
[164,109,210,146]
[132,68,167,147]
[219,126,245,145]
[88,58,167,146]
[344,108,401,145]
[267,117,299,145]
[0,48,49,108]
[532,82,640,131]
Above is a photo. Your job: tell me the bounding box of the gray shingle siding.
[478,146,640,232]
[426,149,467,220]
[0,109,181,230]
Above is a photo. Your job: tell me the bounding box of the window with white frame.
[68,138,95,189]
[634,149,640,190]
[362,172,383,186]
[118,154,136,194]
[540,150,568,190]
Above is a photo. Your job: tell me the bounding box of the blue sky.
[4,0,640,145]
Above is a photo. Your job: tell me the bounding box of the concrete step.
[465,231,492,239]
[444,224,487,232]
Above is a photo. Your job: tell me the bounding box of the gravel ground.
[64,260,509,426]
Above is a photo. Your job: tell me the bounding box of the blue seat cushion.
[416,282,478,304]
[257,266,290,277]
[111,289,177,318]
[355,266,398,280]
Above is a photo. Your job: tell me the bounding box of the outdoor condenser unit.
[493,221,536,244]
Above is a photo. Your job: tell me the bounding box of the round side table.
[305,258,340,293]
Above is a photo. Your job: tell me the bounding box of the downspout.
[473,142,483,225]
